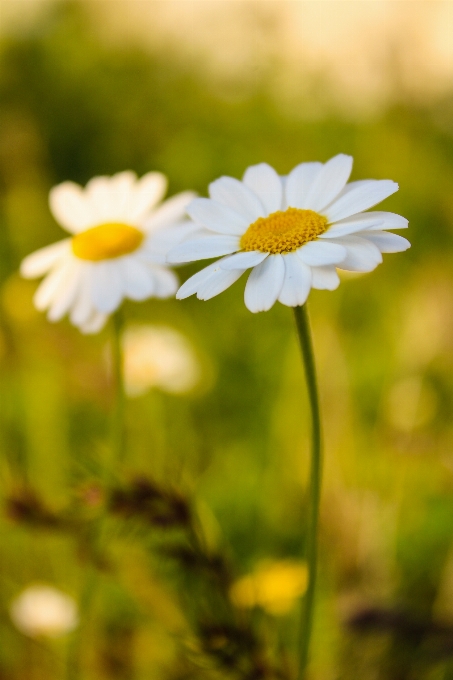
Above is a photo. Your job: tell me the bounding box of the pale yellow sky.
[2,0,453,115]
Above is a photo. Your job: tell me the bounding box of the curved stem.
[111,310,125,466]
[293,304,322,680]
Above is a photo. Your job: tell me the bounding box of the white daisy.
[122,324,201,397]
[10,585,78,638]
[167,155,410,312]
[20,171,197,333]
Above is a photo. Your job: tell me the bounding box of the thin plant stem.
[111,309,126,467]
[67,311,126,679]
[293,304,322,680]
[66,568,97,680]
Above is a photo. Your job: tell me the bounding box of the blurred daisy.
[122,324,201,396]
[20,172,197,333]
[230,560,308,616]
[168,155,410,312]
[10,585,78,638]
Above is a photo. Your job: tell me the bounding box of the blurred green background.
[1,1,453,678]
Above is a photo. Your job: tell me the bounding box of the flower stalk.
[67,310,127,680]
[293,304,322,680]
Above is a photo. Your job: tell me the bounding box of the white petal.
[119,257,154,300]
[304,154,353,212]
[143,191,197,232]
[356,230,411,253]
[33,261,71,311]
[356,211,409,231]
[187,198,249,236]
[49,182,94,234]
[177,262,220,299]
[278,253,312,307]
[242,163,283,214]
[107,171,137,218]
[311,266,340,290]
[47,259,82,321]
[20,240,71,278]
[176,261,244,300]
[197,267,245,300]
[208,176,265,222]
[89,261,123,313]
[150,265,178,298]
[127,172,168,223]
[219,251,268,270]
[330,235,383,272]
[296,241,346,266]
[285,162,323,209]
[79,310,108,334]
[324,210,408,238]
[143,222,207,265]
[85,175,118,223]
[70,269,96,326]
[83,171,140,224]
[323,214,384,238]
[324,180,398,222]
[244,254,285,313]
[167,235,240,263]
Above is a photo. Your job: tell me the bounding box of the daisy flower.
[10,585,78,638]
[122,324,201,397]
[167,154,410,312]
[230,560,308,616]
[20,171,197,333]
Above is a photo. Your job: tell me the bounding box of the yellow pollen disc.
[240,208,328,254]
[71,223,144,261]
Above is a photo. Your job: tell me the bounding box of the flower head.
[122,324,201,396]
[21,172,197,332]
[168,155,410,312]
[230,560,308,616]
[10,585,78,638]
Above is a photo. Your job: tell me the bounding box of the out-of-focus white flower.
[122,324,201,396]
[10,585,79,638]
[20,171,197,333]
[168,155,410,312]
[230,560,308,616]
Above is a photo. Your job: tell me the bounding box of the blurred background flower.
[9,585,78,638]
[230,559,308,616]
[122,324,201,396]
[20,171,196,333]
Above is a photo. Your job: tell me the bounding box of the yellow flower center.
[240,208,328,254]
[71,223,144,261]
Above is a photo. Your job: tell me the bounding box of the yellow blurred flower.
[122,324,201,397]
[10,585,79,638]
[230,559,308,616]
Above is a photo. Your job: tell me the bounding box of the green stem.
[111,310,126,467]
[67,312,126,679]
[66,567,98,680]
[293,304,322,680]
